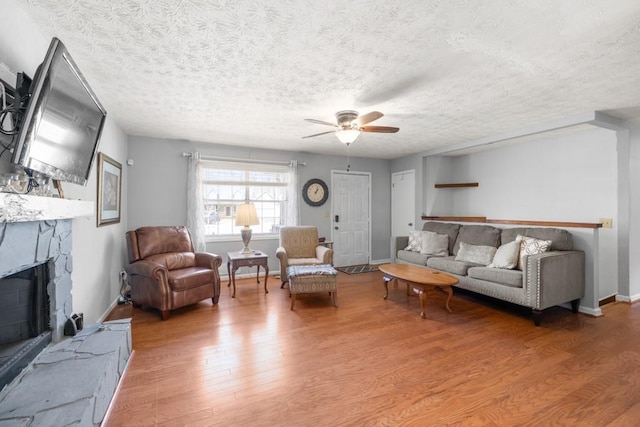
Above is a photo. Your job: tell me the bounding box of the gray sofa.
[391,222,585,325]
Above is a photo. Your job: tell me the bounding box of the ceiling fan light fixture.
[336,129,360,145]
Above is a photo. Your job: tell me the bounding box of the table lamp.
[235,203,259,254]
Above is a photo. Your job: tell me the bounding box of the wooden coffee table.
[378,263,458,319]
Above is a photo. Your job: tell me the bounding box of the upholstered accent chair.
[276,226,333,288]
[125,226,222,320]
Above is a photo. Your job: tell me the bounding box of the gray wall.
[1,1,130,323]
[127,136,392,276]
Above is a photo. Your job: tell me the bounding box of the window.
[201,160,291,237]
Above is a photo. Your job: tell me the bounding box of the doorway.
[391,170,416,239]
[331,170,371,267]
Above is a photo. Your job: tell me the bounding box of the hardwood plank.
[103,273,640,426]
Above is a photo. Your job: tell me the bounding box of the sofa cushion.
[420,231,449,256]
[423,222,461,256]
[454,242,496,266]
[427,256,478,276]
[489,240,520,269]
[467,266,523,288]
[516,235,551,270]
[404,230,423,252]
[397,249,430,266]
[501,227,573,251]
[452,225,501,255]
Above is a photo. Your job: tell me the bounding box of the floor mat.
[336,264,380,275]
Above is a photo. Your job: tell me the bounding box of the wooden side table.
[227,251,269,298]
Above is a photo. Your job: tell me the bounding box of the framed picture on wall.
[97,152,122,227]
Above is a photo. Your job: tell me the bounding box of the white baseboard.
[615,294,640,303]
[99,297,121,323]
[578,306,603,317]
[370,258,390,265]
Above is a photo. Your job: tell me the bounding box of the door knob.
[334,226,339,230]
[408,223,413,226]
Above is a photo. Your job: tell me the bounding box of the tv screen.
[12,37,106,186]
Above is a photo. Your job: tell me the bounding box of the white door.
[392,170,416,237]
[331,171,370,267]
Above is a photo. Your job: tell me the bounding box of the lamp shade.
[336,129,360,145]
[235,203,259,226]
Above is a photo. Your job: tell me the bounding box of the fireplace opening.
[0,262,51,390]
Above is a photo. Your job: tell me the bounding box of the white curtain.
[186,152,206,251]
[286,160,299,225]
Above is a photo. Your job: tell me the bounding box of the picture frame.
[97,152,122,227]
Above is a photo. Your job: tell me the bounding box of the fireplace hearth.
[0,195,131,425]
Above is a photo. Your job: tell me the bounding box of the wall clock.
[302,178,329,207]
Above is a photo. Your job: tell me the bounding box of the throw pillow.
[419,231,449,256]
[516,235,552,270]
[454,242,497,265]
[488,240,520,269]
[404,230,423,252]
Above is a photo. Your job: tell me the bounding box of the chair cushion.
[168,267,216,291]
[287,258,323,267]
[147,252,196,270]
[280,226,319,258]
[136,226,194,259]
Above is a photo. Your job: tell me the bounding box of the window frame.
[201,160,290,242]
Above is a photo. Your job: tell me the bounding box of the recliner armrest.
[194,252,223,270]
[126,259,167,281]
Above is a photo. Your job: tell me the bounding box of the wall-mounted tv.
[12,37,106,186]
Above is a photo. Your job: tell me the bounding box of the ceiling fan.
[302,110,399,145]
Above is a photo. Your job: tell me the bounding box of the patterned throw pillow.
[516,235,551,270]
[404,230,423,252]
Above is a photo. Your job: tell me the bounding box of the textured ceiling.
[18,0,640,159]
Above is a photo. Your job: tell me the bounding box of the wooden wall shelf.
[421,216,603,229]
[434,182,479,188]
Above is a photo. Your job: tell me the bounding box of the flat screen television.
[11,37,106,186]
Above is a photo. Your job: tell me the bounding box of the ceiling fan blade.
[304,118,339,127]
[360,125,400,133]
[357,111,383,125]
[302,130,336,139]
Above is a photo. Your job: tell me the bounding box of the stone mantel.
[0,193,93,223]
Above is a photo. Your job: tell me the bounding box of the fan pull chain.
[346,143,351,172]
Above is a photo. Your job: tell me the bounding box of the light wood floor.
[104,271,640,427]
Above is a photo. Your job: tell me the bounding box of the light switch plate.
[599,218,613,228]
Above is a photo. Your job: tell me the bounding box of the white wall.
[423,127,619,308]
[1,0,130,322]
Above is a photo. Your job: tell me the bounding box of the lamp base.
[240,227,253,254]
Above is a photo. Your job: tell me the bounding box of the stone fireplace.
[0,193,131,426]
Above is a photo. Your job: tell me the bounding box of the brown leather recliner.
[125,226,222,320]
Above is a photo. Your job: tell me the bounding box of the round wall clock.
[302,178,329,207]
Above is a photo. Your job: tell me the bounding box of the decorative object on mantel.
[97,152,122,227]
[235,202,259,254]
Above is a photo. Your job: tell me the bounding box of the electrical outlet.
[599,218,613,229]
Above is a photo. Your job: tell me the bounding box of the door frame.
[330,169,372,267]
[391,169,416,238]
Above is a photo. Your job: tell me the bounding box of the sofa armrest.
[316,246,333,264]
[524,250,585,310]
[391,236,409,262]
